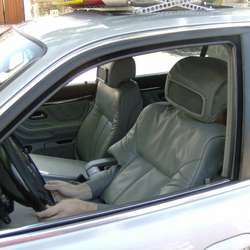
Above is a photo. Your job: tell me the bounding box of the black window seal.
[200,45,208,57]
[230,36,243,180]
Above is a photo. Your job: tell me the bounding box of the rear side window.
[68,51,193,85]
[67,45,228,85]
[134,47,201,76]
[0,29,45,85]
[134,52,183,76]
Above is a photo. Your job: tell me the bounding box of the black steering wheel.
[0,136,55,211]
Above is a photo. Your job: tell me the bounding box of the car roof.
[3,8,248,99]
[10,7,249,88]
[17,8,250,55]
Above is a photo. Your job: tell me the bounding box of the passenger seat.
[101,56,227,205]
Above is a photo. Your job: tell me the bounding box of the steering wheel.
[0,136,55,211]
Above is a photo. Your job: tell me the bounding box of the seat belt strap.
[200,45,208,57]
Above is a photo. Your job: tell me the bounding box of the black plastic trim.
[231,37,243,180]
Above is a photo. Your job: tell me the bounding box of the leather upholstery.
[33,56,227,207]
[97,58,136,88]
[32,58,143,175]
[166,57,227,123]
[76,59,142,161]
[31,153,86,178]
[102,56,227,205]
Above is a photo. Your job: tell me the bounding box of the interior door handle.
[29,111,47,120]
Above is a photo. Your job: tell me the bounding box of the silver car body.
[0,8,250,249]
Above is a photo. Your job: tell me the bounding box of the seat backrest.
[76,58,143,162]
[102,56,227,205]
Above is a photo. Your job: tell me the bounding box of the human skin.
[35,198,97,220]
[35,180,97,220]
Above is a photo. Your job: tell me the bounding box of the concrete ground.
[0,25,9,34]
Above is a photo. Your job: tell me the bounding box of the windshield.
[0,30,45,85]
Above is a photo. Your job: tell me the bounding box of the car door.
[0,17,248,250]
[2,181,250,250]
[15,69,97,159]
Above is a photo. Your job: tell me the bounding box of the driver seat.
[100,56,227,205]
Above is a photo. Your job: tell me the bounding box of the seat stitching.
[108,132,140,182]
[112,164,155,203]
[170,158,200,179]
[91,114,110,159]
[118,130,139,167]
[170,159,200,182]
[189,135,225,187]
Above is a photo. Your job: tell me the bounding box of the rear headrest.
[97,58,136,88]
[165,56,227,123]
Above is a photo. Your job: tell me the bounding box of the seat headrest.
[97,58,136,88]
[165,56,227,123]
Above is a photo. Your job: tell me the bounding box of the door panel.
[17,99,91,142]
[140,87,165,107]
[136,73,166,107]
[15,83,96,158]
[136,73,166,89]
[49,83,97,102]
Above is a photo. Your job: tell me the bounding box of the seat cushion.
[76,58,142,162]
[30,154,86,178]
[76,79,143,161]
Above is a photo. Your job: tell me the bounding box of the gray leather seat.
[32,58,143,177]
[101,56,227,205]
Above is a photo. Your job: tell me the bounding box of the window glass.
[134,52,183,76]
[68,68,97,86]
[0,30,44,85]
[134,48,201,76]
[68,49,198,86]
[67,45,227,86]
[207,45,229,62]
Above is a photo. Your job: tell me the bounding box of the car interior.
[0,43,231,230]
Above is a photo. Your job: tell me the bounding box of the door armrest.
[42,158,117,183]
